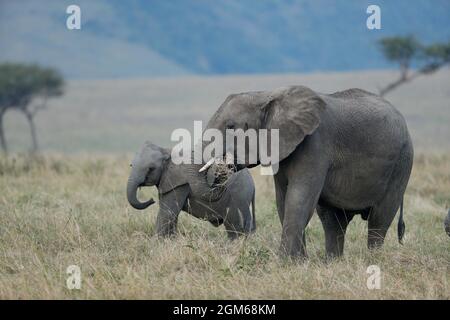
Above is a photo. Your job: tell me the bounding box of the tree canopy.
[379,36,421,66]
[378,36,450,96]
[0,63,64,153]
[0,63,63,110]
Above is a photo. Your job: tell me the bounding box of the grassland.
[0,153,448,299]
[0,70,449,299]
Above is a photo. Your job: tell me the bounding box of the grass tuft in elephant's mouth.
[208,162,236,186]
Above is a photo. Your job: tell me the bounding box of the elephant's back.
[225,169,255,200]
[320,88,412,151]
[325,88,406,124]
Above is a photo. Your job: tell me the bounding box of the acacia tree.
[0,63,64,154]
[378,36,450,96]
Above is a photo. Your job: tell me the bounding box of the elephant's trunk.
[127,176,155,210]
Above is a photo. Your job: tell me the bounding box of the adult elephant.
[204,86,413,258]
[127,142,256,239]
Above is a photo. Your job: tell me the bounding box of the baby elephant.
[127,141,256,239]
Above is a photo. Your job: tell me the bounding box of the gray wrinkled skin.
[127,142,256,239]
[206,86,414,258]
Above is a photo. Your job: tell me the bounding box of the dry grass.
[0,153,448,299]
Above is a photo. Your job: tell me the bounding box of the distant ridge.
[1,0,449,78]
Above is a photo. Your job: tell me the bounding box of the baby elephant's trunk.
[127,176,155,210]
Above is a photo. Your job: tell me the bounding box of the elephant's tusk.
[225,152,234,165]
[199,158,215,172]
[199,152,234,172]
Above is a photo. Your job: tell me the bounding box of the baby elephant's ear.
[261,86,325,162]
[158,162,190,195]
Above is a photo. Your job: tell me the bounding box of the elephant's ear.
[158,161,190,195]
[261,86,325,162]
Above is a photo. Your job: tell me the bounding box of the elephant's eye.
[226,120,235,130]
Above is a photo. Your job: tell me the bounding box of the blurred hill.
[1,0,449,78]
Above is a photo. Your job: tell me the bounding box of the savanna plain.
[0,70,449,299]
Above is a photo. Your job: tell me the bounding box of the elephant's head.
[127,141,170,210]
[204,86,325,170]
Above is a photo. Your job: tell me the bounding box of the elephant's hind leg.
[223,207,244,240]
[367,176,408,249]
[367,198,401,249]
[317,204,353,258]
[367,153,411,249]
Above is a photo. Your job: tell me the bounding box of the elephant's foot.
[279,230,308,260]
[279,247,308,263]
[367,230,386,250]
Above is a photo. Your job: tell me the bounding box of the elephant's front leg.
[156,185,190,236]
[280,172,325,259]
[274,173,287,225]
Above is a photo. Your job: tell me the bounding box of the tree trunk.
[24,111,38,153]
[379,62,446,97]
[0,111,7,154]
[379,76,411,97]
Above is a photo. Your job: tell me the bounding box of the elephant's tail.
[398,199,406,244]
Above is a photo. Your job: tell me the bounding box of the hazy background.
[2,0,450,77]
[1,0,449,152]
